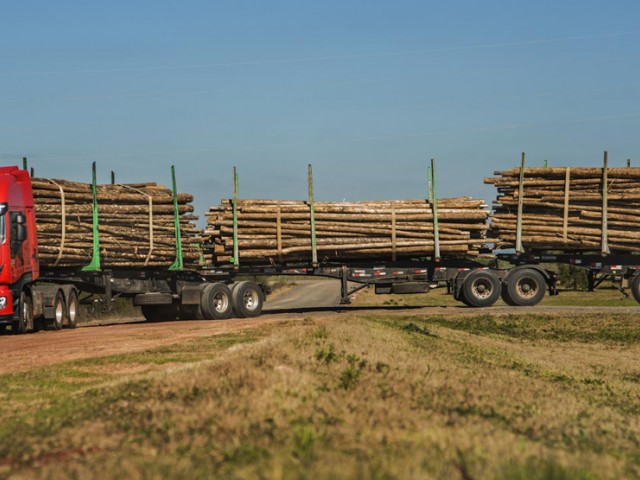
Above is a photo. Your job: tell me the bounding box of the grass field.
[1,311,639,479]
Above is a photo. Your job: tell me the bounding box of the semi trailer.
[2,154,639,335]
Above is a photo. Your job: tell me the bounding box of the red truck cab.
[0,167,39,331]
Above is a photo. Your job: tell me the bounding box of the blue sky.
[1,1,639,223]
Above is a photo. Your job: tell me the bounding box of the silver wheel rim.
[69,298,77,322]
[516,277,538,299]
[55,300,64,324]
[243,289,259,311]
[22,300,29,323]
[471,278,493,300]
[213,292,229,313]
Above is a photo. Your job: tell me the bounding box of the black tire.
[231,281,264,318]
[201,283,233,320]
[51,291,65,330]
[500,286,518,306]
[66,290,80,328]
[461,270,501,308]
[504,268,546,307]
[141,304,178,322]
[178,303,205,320]
[12,291,33,334]
[630,273,640,304]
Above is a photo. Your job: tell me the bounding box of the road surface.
[264,280,342,311]
[1,279,640,374]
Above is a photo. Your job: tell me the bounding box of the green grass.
[1,313,639,479]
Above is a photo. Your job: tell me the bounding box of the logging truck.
[0,164,269,334]
[3,152,640,335]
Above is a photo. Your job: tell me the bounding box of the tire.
[500,286,518,306]
[231,281,264,318]
[201,283,233,320]
[504,268,546,307]
[630,273,640,304]
[66,290,80,328]
[12,291,33,334]
[51,291,65,330]
[178,303,205,320]
[461,270,501,308]
[141,304,178,322]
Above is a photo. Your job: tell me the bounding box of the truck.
[0,163,270,334]
[2,156,639,335]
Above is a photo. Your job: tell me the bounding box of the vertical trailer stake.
[169,165,184,270]
[308,164,318,266]
[82,162,101,271]
[111,171,115,185]
[515,152,526,254]
[231,167,240,268]
[22,157,28,171]
[430,159,440,261]
[601,151,610,255]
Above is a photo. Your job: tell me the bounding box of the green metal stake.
[82,162,101,271]
[427,165,433,203]
[430,159,440,261]
[544,159,548,168]
[515,152,526,255]
[111,171,115,185]
[308,164,318,265]
[231,167,239,268]
[169,165,184,271]
[22,157,27,171]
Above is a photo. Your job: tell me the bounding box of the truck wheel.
[12,291,33,334]
[141,304,178,322]
[500,287,518,306]
[231,281,264,318]
[51,291,66,330]
[630,274,640,304]
[461,270,500,308]
[178,303,205,320]
[66,290,80,328]
[201,283,233,320]
[504,269,546,306]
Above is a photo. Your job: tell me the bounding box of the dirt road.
[1,279,639,374]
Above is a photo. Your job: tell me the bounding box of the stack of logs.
[485,166,640,252]
[32,178,202,268]
[204,198,489,264]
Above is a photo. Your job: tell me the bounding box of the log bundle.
[32,178,202,268]
[485,166,640,252]
[204,198,489,264]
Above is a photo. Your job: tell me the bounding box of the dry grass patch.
[0,313,638,479]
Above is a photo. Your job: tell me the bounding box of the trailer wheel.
[12,291,33,334]
[231,281,264,318]
[630,274,640,304]
[179,303,205,320]
[461,270,500,308]
[141,304,178,322]
[66,290,80,328]
[201,283,233,320]
[504,269,546,307]
[51,291,66,330]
